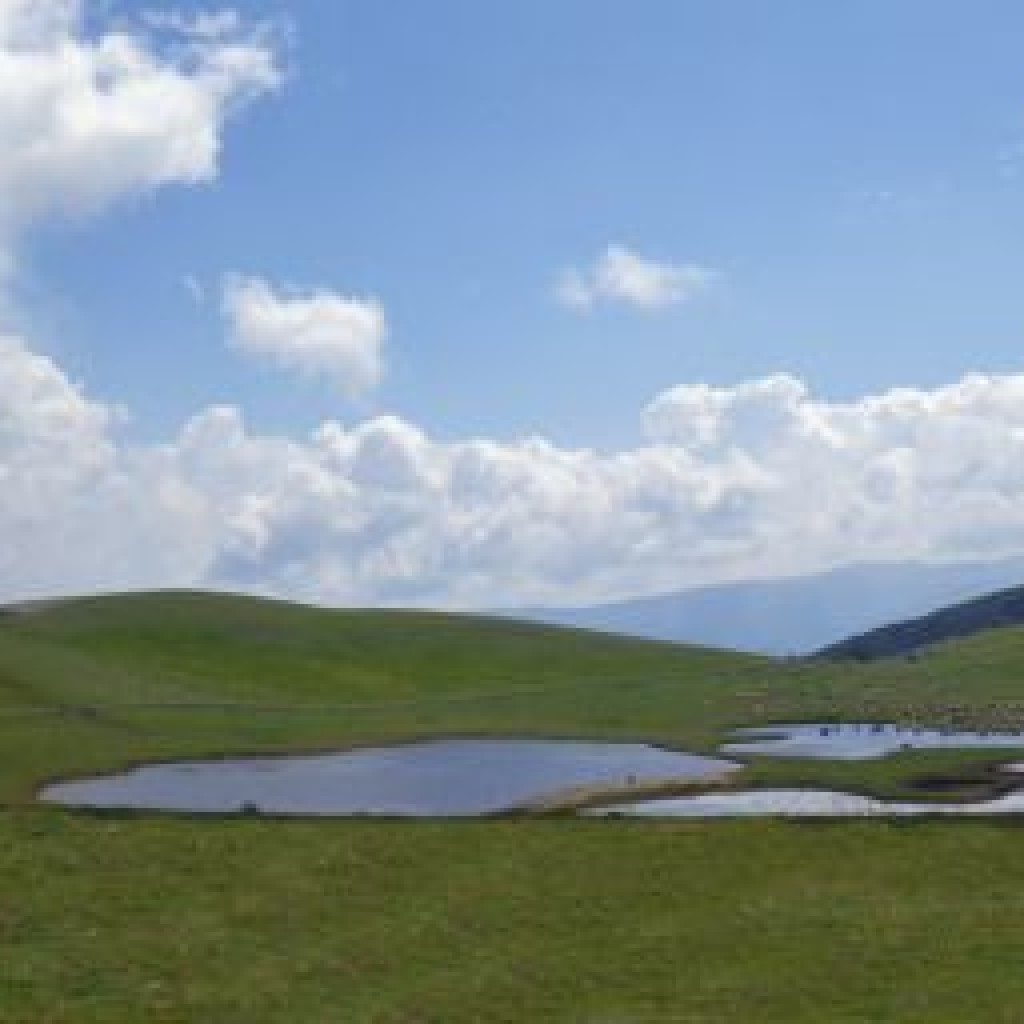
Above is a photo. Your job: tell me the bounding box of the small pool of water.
[587,724,1024,817]
[40,739,735,816]
[591,774,1024,818]
[723,723,1024,760]
[41,723,1024,818]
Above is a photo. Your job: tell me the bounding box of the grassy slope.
[820,582,1024,659]
[7,813,1024,1024]
[6,591,1024,1020]
[0,590,758,705]
[0,590,767,802]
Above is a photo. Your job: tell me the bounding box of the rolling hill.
[0,589,771,803]
[9,589,1024,1021]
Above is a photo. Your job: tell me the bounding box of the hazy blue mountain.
[514,557,1024,655]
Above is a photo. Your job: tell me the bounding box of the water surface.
[593,724,1024,817]
[42,723,1024,818]
[724,723,1024,760]
[592,778,1024,818]
[41,738,735,816]
[585,724,1024,819]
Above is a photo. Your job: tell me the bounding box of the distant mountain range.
[513,556,1024,655]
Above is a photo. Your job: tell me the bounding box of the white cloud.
[6,341,1024,608]
[0,334,210,598]
[183,273,204,304]
[0,0,281,267]
[139,10,245,40]
[557,244,718,311]
[0,0,281,596]
[222,275,387,394]
[4,6,1024,614]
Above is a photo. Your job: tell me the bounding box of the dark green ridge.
[819,582,1024,661]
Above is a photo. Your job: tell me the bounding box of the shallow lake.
[592,723,1024,817]
[40,739,735,816]
[590,777,1024,818]
[723,723,1024,760]
[41,724,1024,818]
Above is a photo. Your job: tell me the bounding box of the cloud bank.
[2,3,1022,612]
[6,331,1024,608]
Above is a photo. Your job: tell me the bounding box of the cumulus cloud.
[139,10,245,40]
[6,339,1024,608]
[0,0,281,268]
[4,5,1024,613]
[0,334,211,599]
[0,0,280,595]
[557,244,718,311]
[222,275,387,395]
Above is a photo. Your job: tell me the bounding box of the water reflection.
[591,777,1024,818]
[723,723,1024,760]
[39,724,1024,818]
[40,739,735,816]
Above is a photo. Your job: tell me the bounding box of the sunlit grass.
[6,592,1024,1020]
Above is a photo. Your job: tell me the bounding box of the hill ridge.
[819,583,1024,660]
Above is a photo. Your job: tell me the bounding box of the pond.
[40,724,1024,818]
[589,776,1024,818]
[39,739,736,816]
[593,723,1024,817]
[722,723,1024,760]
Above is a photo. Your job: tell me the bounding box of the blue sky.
[7,1,1024,607]
[24,0,1024,446]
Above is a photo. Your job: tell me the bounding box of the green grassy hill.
[819,582,1024,660]
[0,590,768,803]
[7,590,1024,1021]
[0,589,758,706]
[5,589,1024,801]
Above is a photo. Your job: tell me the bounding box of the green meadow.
[5,591,1024,1021]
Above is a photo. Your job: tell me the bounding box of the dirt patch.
[906,766,1024,802]
[910,774,982,792]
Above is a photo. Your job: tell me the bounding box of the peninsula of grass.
[7,590,1024,1020]
[732,745,1024,804]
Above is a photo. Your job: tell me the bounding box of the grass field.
[5,590,1024,1021]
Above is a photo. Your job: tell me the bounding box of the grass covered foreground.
[8,813,1024,1023]
[6,590,1024,1020]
